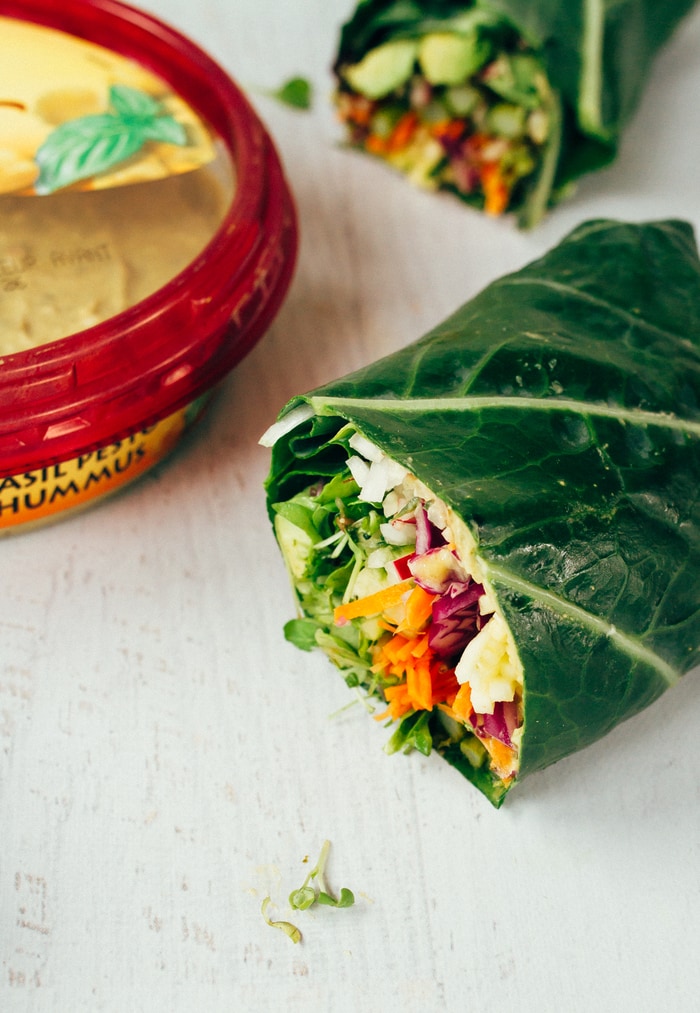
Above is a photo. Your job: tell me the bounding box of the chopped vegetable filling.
[273,427,524,790]
[334,22,558,224]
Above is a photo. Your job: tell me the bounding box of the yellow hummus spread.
[0,160,232,353]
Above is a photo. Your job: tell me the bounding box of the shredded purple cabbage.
[428,580,484,660]
[414,504,444,555]
[475,700,519,746]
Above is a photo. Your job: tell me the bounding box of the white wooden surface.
[2,2,700,1010]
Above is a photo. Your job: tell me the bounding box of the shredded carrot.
[373,629,460,719]
[451,682,473,722]
[338,93,375,128]
[481,162,510,216]
[388,111,418,152]
[431,119,466,143]
[481,735,516,779]
[334,579,413,624]
[430,660,460,702]
[384,682,413,719]
[406,654,433,712]
[466,131,489,154]
[350,99,375,127]
[397,584,434,636]
[365,133,388,155]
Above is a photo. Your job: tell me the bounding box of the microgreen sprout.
[289,840,355,911]
[261,896,302,944]
[261,841,355,944]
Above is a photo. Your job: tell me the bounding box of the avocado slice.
[343,39,418,100]
[274,512,315,580]
[418,32,492,86]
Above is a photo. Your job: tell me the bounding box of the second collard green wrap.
[333,0,697,224]
[265,219,700,804]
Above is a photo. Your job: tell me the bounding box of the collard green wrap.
[264,220,700,805]
[333,1,697,225]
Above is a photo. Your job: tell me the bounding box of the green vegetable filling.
[272,425,522,806]
[335,21,560,226]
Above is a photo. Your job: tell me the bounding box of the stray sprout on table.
[261,840,355,944]
[261,896,303,944]
[289,839,355,911]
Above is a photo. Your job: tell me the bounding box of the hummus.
[0,156,232,354]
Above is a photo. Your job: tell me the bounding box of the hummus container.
[0,0,297,531]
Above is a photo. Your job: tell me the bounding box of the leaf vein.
[310,394,700,436]
[496,275,695,348]
[483,562,680,687]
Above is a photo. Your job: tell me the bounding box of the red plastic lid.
[0,0,298,474]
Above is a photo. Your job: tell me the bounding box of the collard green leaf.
[265,219,700,797]
[482,0,697,140]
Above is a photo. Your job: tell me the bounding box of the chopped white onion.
[358,459,392,503]
[380,519,416,546]
[348,431,384,462]
[347,455,371,488]
[479,592,497,615]
[383,457,410,488]
[366,546,397,569]
[258,404,314,447]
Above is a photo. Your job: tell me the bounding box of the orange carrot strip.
[451,682,473,721]
[410,636,431,659]
[396,637,421,662]
[351,99,375,127]
[373,706,392,722]
[384,684,413,719]
[334,579,413,624]
[481,735,516,779]
[431,119,465,143]
[388,111,418,152]
[374,632,409,667]
[406,656,433,711]
[481,162,510,216]
[398,585,434,635]
[366,133,388,155]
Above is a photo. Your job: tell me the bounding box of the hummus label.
[0,400,205,530]
[0,17,216,196]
